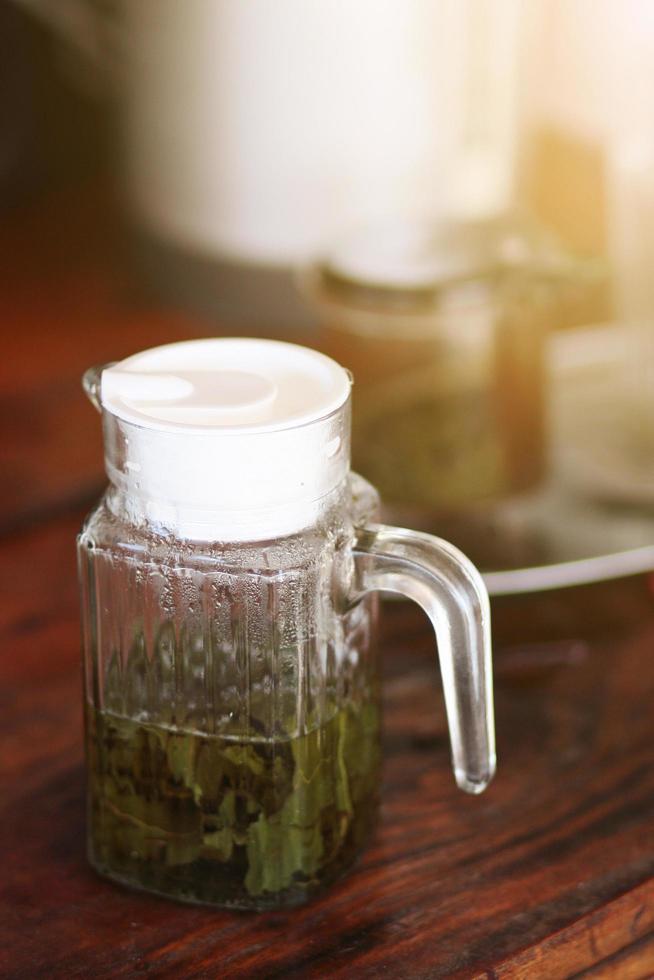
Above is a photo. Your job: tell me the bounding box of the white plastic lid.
[101,337,350,431]
[98,338,352,540]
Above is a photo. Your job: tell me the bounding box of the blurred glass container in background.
[304,217,587,528]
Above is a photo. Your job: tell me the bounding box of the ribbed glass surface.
[78,477,381,909]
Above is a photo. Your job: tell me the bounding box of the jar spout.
[82,363,114,414]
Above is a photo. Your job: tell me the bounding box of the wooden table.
[3,186,654,979]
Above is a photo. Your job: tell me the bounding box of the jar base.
[87,824,375,911]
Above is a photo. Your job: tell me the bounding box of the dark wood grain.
[3,182,654,978]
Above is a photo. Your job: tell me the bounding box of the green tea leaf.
[88,700,380,905]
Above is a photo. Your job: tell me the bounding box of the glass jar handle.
[353,524,495,794]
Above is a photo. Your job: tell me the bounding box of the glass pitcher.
[78,338,495,910]
[304,216,593,526]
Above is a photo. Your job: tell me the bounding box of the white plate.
[475,323,654,594]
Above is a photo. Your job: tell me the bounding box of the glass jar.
[78,338,494,909]
[305,216,582,526]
